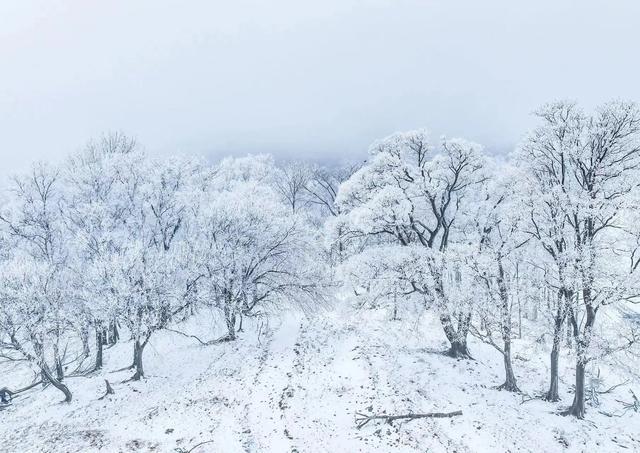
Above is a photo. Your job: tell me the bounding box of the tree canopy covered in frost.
[189,158,328,341]
[332,130,487,358]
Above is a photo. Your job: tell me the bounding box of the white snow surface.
[1,305,639,453]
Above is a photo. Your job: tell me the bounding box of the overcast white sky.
[1,0,639,176]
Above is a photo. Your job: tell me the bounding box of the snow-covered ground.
[2,305,639,452]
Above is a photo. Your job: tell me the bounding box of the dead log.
[355,410,462,429]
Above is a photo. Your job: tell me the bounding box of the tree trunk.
[564,360,586,418]
[41,363,72,403]
[544,316,563,401]
[516,262,522,339]
[564,288,595,419]
[55,358,64,382]
[33,342,48,388]
[226,312,237,340]
[391,291,399,321]
[94,329,104,371]
[496,259,519,392]
[132,339,145,380]
[498,343,521,392]
[53,342,64,381]
[81,326,91,359]
[565,322,573,349]
[518,301,522,339]
[441,313,472,358]
[447,337,471,358]
[109,319,119,345]
[544,288,569,402]
[545,343,560,401]
[223,301,237,341]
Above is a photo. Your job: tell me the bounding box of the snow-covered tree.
[108,156,201,380]
[519,100,640,418]
[303,162,362,219]
[274,161,314,214]
[515,102,585,402]
[0,164,74,401]
[63,133,143,370]
[190,156,328,341]
[464,166,529,392]
[333,130,487,357]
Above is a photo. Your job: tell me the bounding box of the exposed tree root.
[496,382,522,393]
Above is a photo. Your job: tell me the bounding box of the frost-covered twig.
[600,390,640,417]
[597,380,630,395]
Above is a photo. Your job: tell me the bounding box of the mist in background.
[2,0,639,176]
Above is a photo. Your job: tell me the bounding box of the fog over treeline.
[2,0,640,178]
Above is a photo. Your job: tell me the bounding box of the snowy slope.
[1,305,639,453]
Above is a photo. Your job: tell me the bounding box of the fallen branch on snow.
[165,328,235,346]
[355,410,462,429]
[520,393,546,404]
